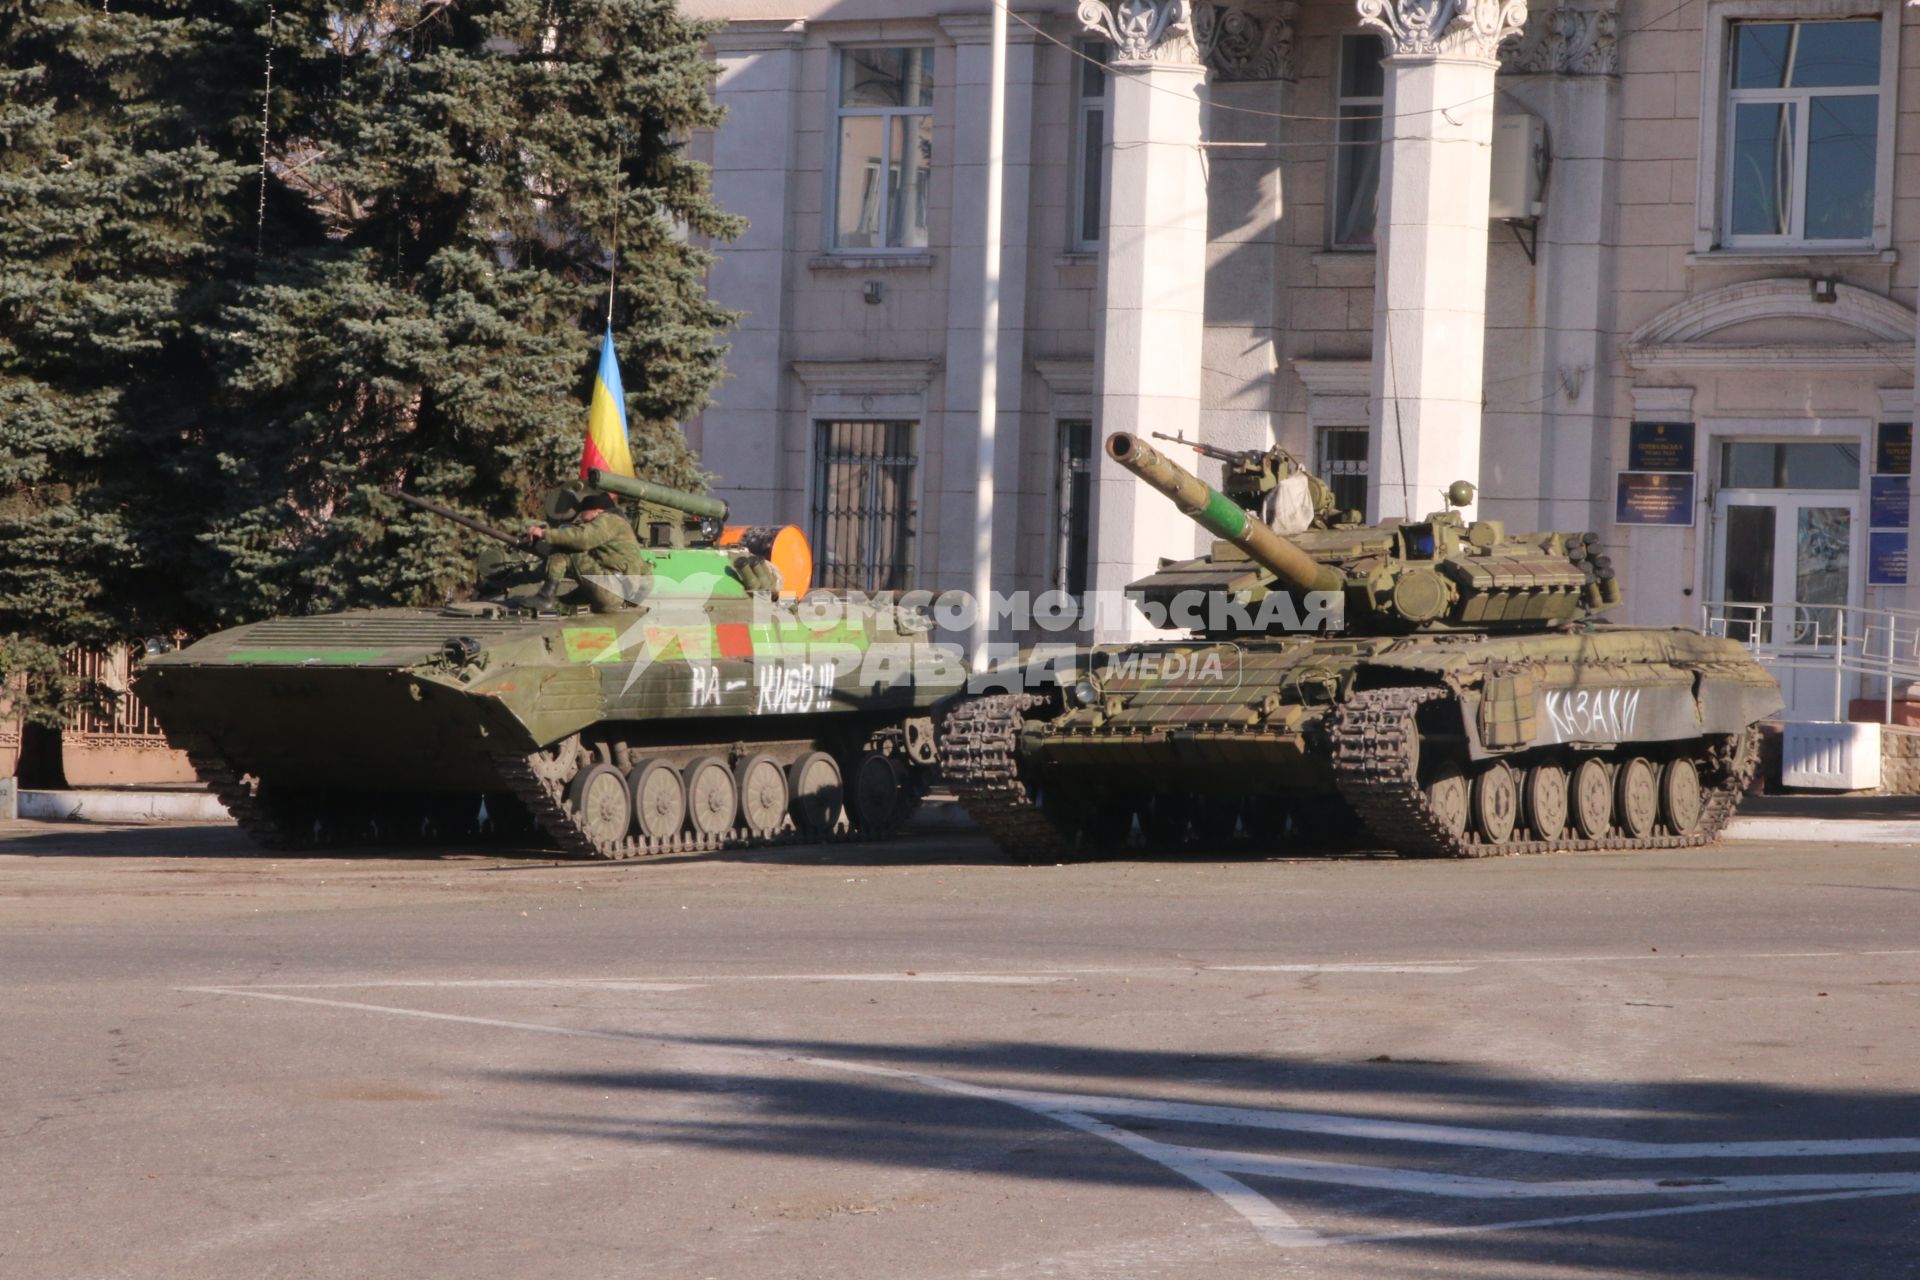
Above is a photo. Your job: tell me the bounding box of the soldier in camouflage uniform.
[526,489,651,613]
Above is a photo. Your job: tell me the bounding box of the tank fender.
[1696,666,1785,731]
[1458,665,1717,759]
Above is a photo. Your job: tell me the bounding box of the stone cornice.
[1622,343,1911,372]
[1498,5,1617,75]
[707,19,805,54]
[1356,0,1529,61]
[1078,0,1202,67]
[937,11,1047,44]
[1194,2,1297,81]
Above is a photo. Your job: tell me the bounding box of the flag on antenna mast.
[580,327,635,479]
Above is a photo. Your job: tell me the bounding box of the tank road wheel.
[788,751,845,837]
[1615,757,1658,839]
[1571,758,1612,838]
[684,756,738,840]
[1524,763,1569,841]
[1424,762,1470,839]
[1470,761,1519,845]
[1662,757,1705,836]
[847,751,904,836]
[629,760,687,842]
[567,763,632,850]
[735,754,789,835]
[1080,798,1135,851]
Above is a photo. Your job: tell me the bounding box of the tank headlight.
[1070,677,1100,707]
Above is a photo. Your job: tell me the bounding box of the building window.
[1316,426,1369,515]
[1055,420,1093,598]
[832,47,935,252]
[1072,42,1109,250]
[811,421,917,592]
[1329,33,1384,249]
[1721,18,1882,245]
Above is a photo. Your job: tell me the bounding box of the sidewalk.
[1725,794,1920,845]
[2,786,1915,845]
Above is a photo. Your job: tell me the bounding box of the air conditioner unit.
[1490,113,1545,220]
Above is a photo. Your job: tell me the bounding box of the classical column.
[1083,0,1211,640]
[1360,0,1527,522]
[1493,5,1619,536]
[1198,3,1297,458]
[700,21,806,525]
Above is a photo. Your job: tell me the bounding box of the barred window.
[810,421,917,593]
[1055,420,1094,597]
[1316,425,1369,515]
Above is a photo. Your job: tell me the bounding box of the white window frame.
[1327,31,1384,251]
[1695,0,1898,255]
[1070,40,1109,252]
[827,44,936,255]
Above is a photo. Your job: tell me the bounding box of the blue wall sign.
[1615,471,1695,526]
[1870,474,1910,529]
[1876,423,1911,477]
[1870,530,1908,586]
[1627,422,1695,473]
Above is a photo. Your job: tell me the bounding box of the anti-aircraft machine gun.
[937,432,1779,862]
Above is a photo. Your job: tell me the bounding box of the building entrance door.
[1713,488,1862,719]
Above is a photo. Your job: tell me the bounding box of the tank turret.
[1105,431,1619,633]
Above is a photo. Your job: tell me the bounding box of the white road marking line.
[238,990,706,997]
[1174,1144,1920,1197]
[237,973,1070,989]
[185,986,1920,1251]
[1303,1187,1920,1249]
[926,1085,1920,1159]
[1211,964,1475,974]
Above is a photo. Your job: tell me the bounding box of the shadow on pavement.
[492,1034,1920,1277]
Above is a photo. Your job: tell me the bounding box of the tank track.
[935,693,1078,865]
[489,743,866,861]
[1329,684,1760,858]
[182,734,921,862]
[181,742,292,851]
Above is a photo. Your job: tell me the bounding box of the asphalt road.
[3,818,1918,1280]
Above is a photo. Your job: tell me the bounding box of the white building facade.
[683,0,1920,711]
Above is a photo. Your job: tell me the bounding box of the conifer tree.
[207,0,742,616]
[0,1,298,719]
[0,0,740,721]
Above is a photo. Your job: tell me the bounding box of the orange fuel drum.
[718,525,814,599]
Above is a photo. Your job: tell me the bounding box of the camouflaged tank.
[136,473,963,859]
[938,433,1782,861]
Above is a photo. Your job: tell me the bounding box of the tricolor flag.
[580,327,635,479]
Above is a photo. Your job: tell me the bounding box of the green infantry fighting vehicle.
[137,473,961,859]
[939,432,1781,860]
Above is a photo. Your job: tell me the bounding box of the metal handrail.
[1702,600,1920,722]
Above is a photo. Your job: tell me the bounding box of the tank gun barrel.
[386,488,529,548]
[1106,433,1343,595]
[586,468,730,522]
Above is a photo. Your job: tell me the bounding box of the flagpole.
[607,144,621,327]
[971,0,1007,673]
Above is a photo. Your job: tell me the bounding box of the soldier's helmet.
[543,486,585,524]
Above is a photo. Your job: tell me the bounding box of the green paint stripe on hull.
[224,649,392,664]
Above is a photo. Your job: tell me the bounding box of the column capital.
[1195,2,1298,82]
[1078,0,1202,67]
[1498,4,1617,75]
[1356,0,1528,62]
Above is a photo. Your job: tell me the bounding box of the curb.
[1723,816,1920,845]
[17,789,232,824]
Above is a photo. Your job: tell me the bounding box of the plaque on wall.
[1615,471,1695,526]
[1627,421,1695,473]
[1876,423,1911,477]
[1870,474,1910,529]
[1870,530,1908,586]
